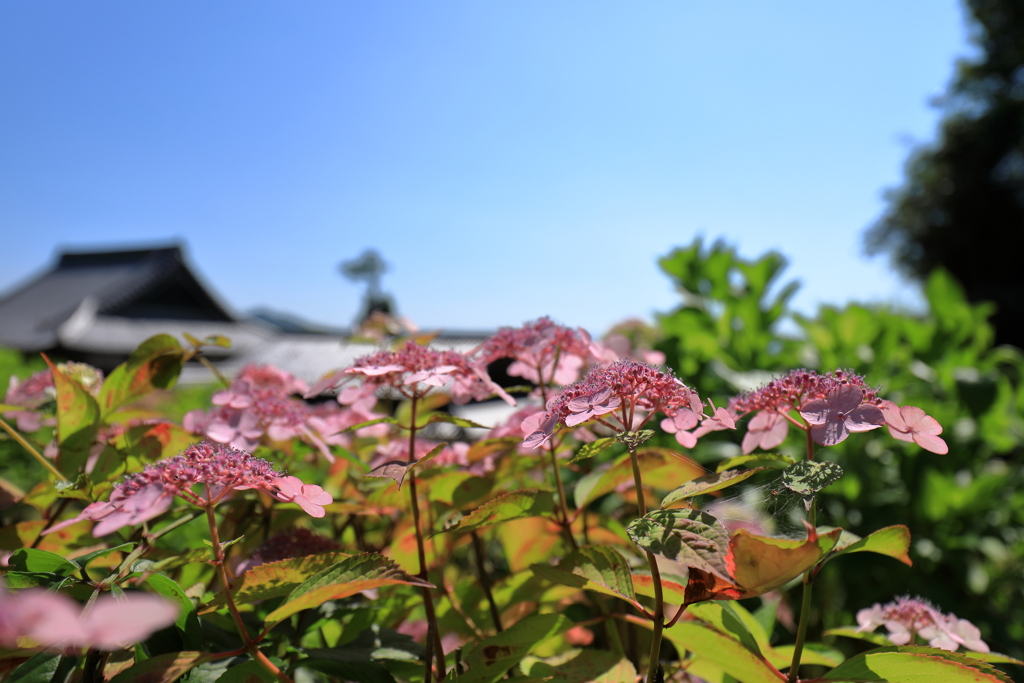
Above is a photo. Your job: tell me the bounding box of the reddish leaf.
[43,355,99,477]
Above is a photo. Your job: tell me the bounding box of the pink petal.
[914,433,949,454]
[82,594,179,650]
[845,405,884,432]
[831,385,865,414]
[811,420,849,446]
[348,364,404,377]
[673,430,697,449]
[798,398,831,426]
[879,400,908,432]
[901,406,943,436]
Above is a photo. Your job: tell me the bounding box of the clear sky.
[0,2,971,336]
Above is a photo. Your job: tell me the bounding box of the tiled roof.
[0,245,233,351]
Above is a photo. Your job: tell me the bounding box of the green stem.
[788,500,817,683]
[628,446,664,683]
[407,396,446,682]
[205,498,294,683]
[471,531,503,633]
[547,440,577,550]
[0,415,68,482]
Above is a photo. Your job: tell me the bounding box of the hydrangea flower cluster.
[46,441,333,536]
[524,360,704,448]
[727,369,947,453]
[474,317,602,387]
[3,368,55,432]
[185,364,361,462]
[311,341,514,406]
[857,596,989,653]
[235,528,342,574]
[0,580,178,651]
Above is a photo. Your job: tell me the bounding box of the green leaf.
[145,574,206,650]
[183,332,232,349]
[781,461,843,501]
[961,652,1024,666]
[264,554,429,630]
[529,546,636,606]
[202,535,245,551]
[413,442,449,470]
[8,548,80,574]
[825,525,913,567]
[568,437,618,464]
[823,626,898,648]
[214,661,278,683]
[342,417,401,433]
[632,571,689,606]
[661,468,770,508]
[8,653,75,683]
[574,448,705,510]
[716,454,794,473]
[663,621,785,683]
[299,660,396,683]
[107,651,215,683]
[96,335,184,418]
[72,542,136,569]
[688,601,772,657]
[440,490,554,535]
[424,413,489,429]
[823,647,1014,682]
[460,613,572,683]
[44,356,99,477]
[627,509,733,582]
[768,642,845,669]
[521,650,631,683]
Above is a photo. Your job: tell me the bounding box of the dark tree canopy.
[866,0,1024,348]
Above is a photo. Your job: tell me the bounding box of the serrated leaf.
[412,442,449,470]
[43,355,99,477]
[826,524,912,566]
[264,554,429,630]
[206,552,353,608]
[97,335,183,417]
[107,651,215,683]
[145,574,206,651]
[716,454,794,473]
[574,448,705,510]
[569,437,618,464]
[628,509,733,582]
[823,647,1014,682]
[522,650,630,683]
[530,546,636,606]
[661,468,770,508]
[441,490,554,535]
[8,548,80,574]
[663,621,785,683]
[781,461,843,501]
[460,613,572,683]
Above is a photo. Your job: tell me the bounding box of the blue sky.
[0,2,970,335]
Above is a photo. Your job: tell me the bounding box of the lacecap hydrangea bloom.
[857,595,988,653]
[524,360,706,448]
[727,369,948,453]
[45,441,332,537]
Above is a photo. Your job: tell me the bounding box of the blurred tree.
[339,248,397,324]
[865,0,1024,349]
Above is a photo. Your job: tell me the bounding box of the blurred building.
[0,244,487,387]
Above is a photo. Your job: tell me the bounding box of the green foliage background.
[655,238,1024,662]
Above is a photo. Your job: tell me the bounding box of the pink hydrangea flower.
[3,369,56,433]
[524,360,707,448]
[799,385,884,446]
[186,364,349,462]
[270,476,333,518]
[856,596,988,653]
[879,401,948,454]
[45,441,332,536]
[474,318,600,388]
[310,341,514,407]
[0,581,178,651]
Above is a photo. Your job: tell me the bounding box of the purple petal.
[798,399,831,425]
[845,405,884,432]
